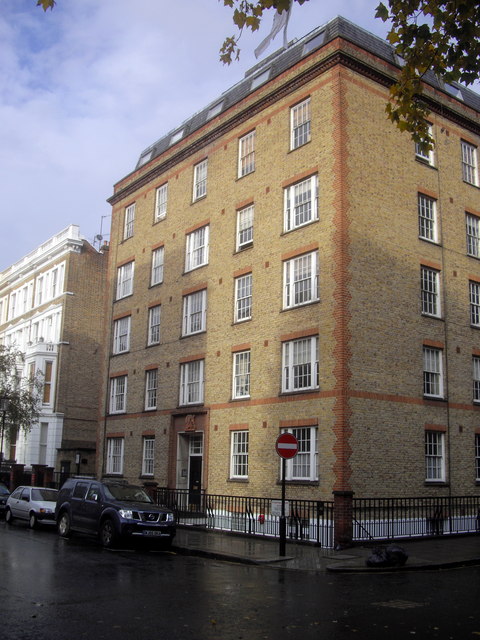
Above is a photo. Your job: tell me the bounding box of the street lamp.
[0,397,10,463]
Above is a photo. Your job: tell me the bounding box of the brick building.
[0,225,107,482]
[101,17,480,507]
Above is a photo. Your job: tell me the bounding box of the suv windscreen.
[104,485,153,504]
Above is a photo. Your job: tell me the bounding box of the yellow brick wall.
[99,36,480,500]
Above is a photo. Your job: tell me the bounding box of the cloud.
[0,0,389,271]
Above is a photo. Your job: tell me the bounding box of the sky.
[0,0,393,272]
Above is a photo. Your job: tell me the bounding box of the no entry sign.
[275,432,298,459]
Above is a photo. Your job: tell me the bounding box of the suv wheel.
[58,511,72,538]
[100,518,117,548]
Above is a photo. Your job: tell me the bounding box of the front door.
[188,455,202,507]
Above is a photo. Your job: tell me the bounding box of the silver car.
[5,486,58,529]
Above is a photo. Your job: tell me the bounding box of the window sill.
[282,299,320,312]
[415,156,436,169]
[191,194,207,205]
[418,236,441,246]
[177,403,204,410]
[227,478,249,483]
[280,217,319,236]
[180,330,207,339]
[236,170,255,181]
[276,479,319,486]
[183,264,208,275]
[421,313,444,321]
[288,139,312,154]
[423,395,447,403]
[463,179,480,189]
[234,243,253,254]
[279,388,320,397]
[232,317,252,326]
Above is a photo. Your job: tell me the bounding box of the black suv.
[55,478,176,548]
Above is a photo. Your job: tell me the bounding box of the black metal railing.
[353,495,480,542]
[154,488,334,547]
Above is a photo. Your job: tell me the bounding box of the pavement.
[172,526,480,572]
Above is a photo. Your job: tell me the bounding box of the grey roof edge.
[132,15,480,173]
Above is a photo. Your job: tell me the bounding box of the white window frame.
[473,356,480,404]
[418,194,438,243]
[151,246,164,286]
[238,130,255,178]
[230,431,249,479]
[232,350,251,399]
[142,438,155,476]
[425,431,445,482]
[35,277,44,307]
[182,290,207,336]
[461,140,478,186]
[470,281,480,327]
[284,175,318,232]
[116,262,134,300]
[109,375,127,414]
[415,124,434,165]
[179,360,204,406]
[42,360,54,405]
[236,204,254,250]
[106,437,124,475]
[113,316,131,354]
[466,213,480,258]
[234,273,252,322]
[155,184,168,221]
[148,305,161,346]
[282,336,319,393]
[282,426,318,481]
[284,251,319,309]
[193,159,208,201]
[290,98,311,150]
[423,347,444,398]
[145,369,158,410]
[124,203,135,240]
[185,225,209,272]
[421,266,441,317]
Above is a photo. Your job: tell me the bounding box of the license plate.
[142,530,167,537]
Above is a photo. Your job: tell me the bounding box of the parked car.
[55,478,176,548]
[0,482,10,516]
[5,486,58,528]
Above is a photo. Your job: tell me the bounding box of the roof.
[134,15,480,171]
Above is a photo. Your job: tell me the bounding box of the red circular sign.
[275,433,299,459]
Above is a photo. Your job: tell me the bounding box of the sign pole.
[275,432,298,558]
[279,457,286,556]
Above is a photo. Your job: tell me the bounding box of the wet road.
[1,521,479,640]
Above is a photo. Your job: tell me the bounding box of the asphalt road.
[1,521,479,640]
